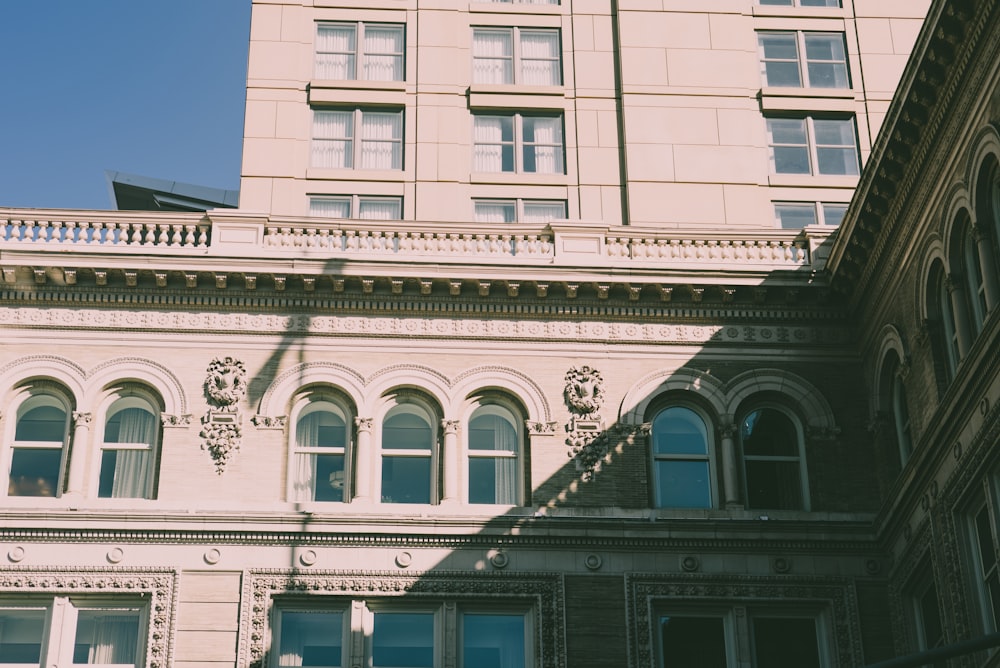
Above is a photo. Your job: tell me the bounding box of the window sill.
[307,168,409,182]
[309,83,407,106]
[468,86,566,110]
[471,172,568,186]
[751,7,845,19]
[768,173,859,188]
[760,89,858,113]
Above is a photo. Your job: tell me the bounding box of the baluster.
[197,224,209,247]
[171,224,183,246]
[184,224,196,246]
[158,224,169,245]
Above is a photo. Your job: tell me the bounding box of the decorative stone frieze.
[525,420,559,435]
[251,415,286,430]
[161,413,192,428]
[200,357,247,473]
[806,425,842,442]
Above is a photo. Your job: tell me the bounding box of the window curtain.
[522,201,564,223]
[310,198,351,218]
[473,30,513,84]
[493,416,518,505]
[363,26,403,81]
[292,414,321,503]
[520,32,559,85]
[359,199,401,220]
[523,117,562,174]
[79,613,139,664]
[316,25,357,79]
[475,202,516,223]
[111,408,155,498]
[312,111,354,168]
[360,112,402,169]
[473,117,509,172]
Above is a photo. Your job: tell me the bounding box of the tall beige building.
[7,0,1000,667]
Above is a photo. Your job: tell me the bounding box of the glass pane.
[816,147,858,175]
[742,409,797,456]
[363,26,404,81]
[767,118,807,144]
[469,457,517,504]
[919,585,944,649]
[73,609,141,665]
[659,615,727,668]
[98,448,151,499]
[314,454,346,502]
[752,618,819,668]
[805,34,847,88]
[297,410,347,449]
[801,0,841,6]
[813,118,853,145]
[520,30,560,85]
[772,146,810,173]
[759,33,798,60]
[821,203,847,226]
[775,204,817,228]
[8,448,61,497]
[316,24,357,80]
[278,611,343,667]
[655,460,711,509]
[382,456,431,503]
[359,199,402,220]
[0,608,45,664]
[104,407,155,445]
[383,412,432,450]
[745,460,802,510]
[473,29,513,84]
[469,413,518,452]
[652,407,708,455]
[463,613,525,668]
[372,612,433,668]
[15,404,66,442]
[311,198,351,218]
[522,201,565,222]
[475,201,517,223]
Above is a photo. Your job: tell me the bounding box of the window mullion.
[797,32,808,86]
[513,27,522,84]
[350,600,366,667]
[806,117,818,175]
[357,23,366,79]
[354,108,364,169]
[514,114,524,173]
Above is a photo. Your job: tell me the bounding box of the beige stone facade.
[3,0,1000,667]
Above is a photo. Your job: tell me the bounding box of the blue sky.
[0,1,251,210]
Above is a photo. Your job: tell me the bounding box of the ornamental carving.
[200,357,247,473]
[161,413,192,427]
[566,424,610,481]
[251,415,286,430]
[525,420,560,434]
[563,366,605,417]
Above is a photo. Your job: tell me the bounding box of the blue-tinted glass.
[298,410,346,448]
[279,611,342,667]
[382,456,431,503]
[469,458,497,504]
[655,460,711,508]
[463,613,525,668]
[469,414,517,452]
[768,118,806,144]
[822,204,847,226]
[314,454,346,502]
[0,609,44,663]
[775,204,817,228]
[652,407,708,455]
[15,405,66,442]
[98,449,118,498]
[373,612,433,668]
[8,449,61,497]
[384,412,431,450]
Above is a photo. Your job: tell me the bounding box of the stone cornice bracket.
[161,413,193,428]
[251,415,286,430]
[200,357,248,474]
[525,420,559,435]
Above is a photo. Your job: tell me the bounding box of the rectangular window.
[473,199,565,223]
[273,602,530,668]
[480,0,559,4]
[906,563,945,659]
[766,116,859,176]
[472,28,561,86]
[473,114,564,174]
[970,487,1000,633]
[758,32,848,88]
[0,598,144,667]
[774,202,847,228]
[312,109,403,170]
[759,0,841,7]
[316,23,404,81]
[310,196,402,220]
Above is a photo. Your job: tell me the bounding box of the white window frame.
[288,391,354,504]
[472,113,565,175]
[378,398,439,505]
[310,195,403,220]
[95,389,161,500]
[773,202,848,228]
[758,0,842,7]
[739,403,810,511]
[472,198,566,223]
[963,224,988,332]
[0,596,146,668]
[766,115,859,176]
[465,402,523,505]
[477,0,559,4]
[311,108,404,171]
[648,404,717,510]
[4,388,72,499]
[271,600,533,668]
[471,27,561,86]
[758,31,849,88]
[314,22,405,82]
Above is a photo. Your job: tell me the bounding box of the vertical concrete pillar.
[720,420,741,509]
[66,411,92,496]
[441,419,461,503]
[354,417,374,502]
[947,273,973,356]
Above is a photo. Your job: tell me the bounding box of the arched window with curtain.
[467,404,522,505]
[99,395,160,499]
[928,261,959,382]
[952,210,988,335]
[7,391,71,497]
[740,405,808,511]
[891,373,913,465]
[974,153,1000,315]
[649,406,714,509]
[290,394,352,503]
[380,401,436,504]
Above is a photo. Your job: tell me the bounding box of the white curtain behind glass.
[523,117,562,173]
[363,26,403,81]
[522,201,565,223]
[316,25,356,79]
[310,198,352,218]
[475,202,516,223]
[472,30,513,84]
[111,408,155,498]
[292,412,322,503]
[493,415,518,504]
[78,612,139,664]
[360,112,402,169]
[313,111,354,168]
[359,199,401,220]
[520,31,560,85]
[473,117,508,172]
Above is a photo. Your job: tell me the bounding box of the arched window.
[891,373,913,465]
[381,402,436,504]
[650,406,713,509]
[928,262,959,381]
[8,393,70,497]
[289,395,351,503]
[740,405,808,511]
[99,395,160,499]
[963,225,988,331]
[467,404,522,505]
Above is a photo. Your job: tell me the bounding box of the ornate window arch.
[645,399,717,510]
[377,391,441,505]
[4,382,75,498]
[972,148,1000,313]
[737,398,809,511]
[95,383,164,499]
[464,392,527,506]
[926,258,959,382]
[948,206,987,335]
[879,350,913,469]
[288,386,356,503]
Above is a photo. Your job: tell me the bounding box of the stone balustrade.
[2,211,210,249]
